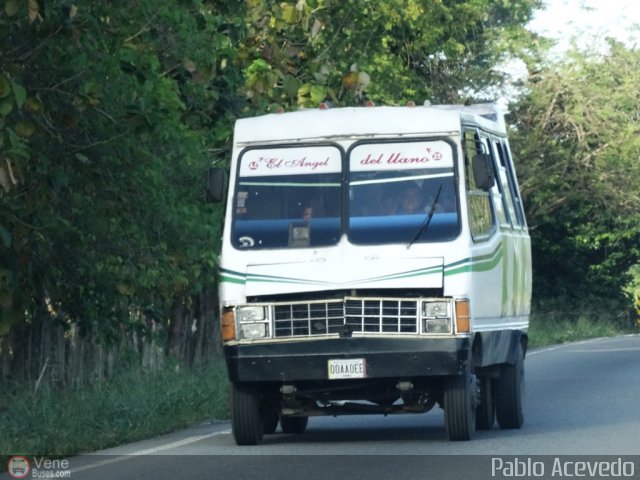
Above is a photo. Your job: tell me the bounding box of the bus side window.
[490,139,514,228]
[495,140,526,228]
[464,130,496,240]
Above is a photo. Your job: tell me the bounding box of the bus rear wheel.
[263,402,279,435]
[476,375,496,430]
[495,342,525,429]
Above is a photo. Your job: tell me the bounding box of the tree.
[1,0,241,381]
[510,40,640,310]
[237,0,543,109]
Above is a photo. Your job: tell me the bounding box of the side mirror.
[205,168,227,203]
[472,154,495,191]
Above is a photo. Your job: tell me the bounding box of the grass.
[528,308,634,348]
[0,360,230,460]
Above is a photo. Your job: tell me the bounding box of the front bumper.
[224,336,471,383]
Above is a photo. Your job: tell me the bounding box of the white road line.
[569,347,640,353]
[69,429,231,474]
[527,335,639,356]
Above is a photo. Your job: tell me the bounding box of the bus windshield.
[231,140,460,249]
[347,139,459,245]
[231,145,342,249]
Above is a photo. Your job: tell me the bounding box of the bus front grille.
[272,298,419,337]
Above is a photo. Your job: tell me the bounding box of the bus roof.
[233,104,506,145]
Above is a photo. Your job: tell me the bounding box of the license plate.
[328,358,367,379]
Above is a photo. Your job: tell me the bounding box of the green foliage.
[527,294,635,348]
[1,0,237,342]
[528,310,627,349]
[237,0,543,110]
[624,265,640,328]
[0,361,229,456]
[511,41,640,307]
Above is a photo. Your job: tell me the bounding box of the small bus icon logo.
[7,456,30,479]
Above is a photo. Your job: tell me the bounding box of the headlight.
[422,300,452,334]
[236,305,269,340]
[423,318,451,334]
[423,301,450,318]
[240,323,268,340]
[237,306,266,323]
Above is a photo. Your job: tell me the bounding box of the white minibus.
[208,103,532,445]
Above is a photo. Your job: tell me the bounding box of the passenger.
[399,184,424,214]
[301,204,313,223]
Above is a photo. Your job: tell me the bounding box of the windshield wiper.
[407,183,443,249]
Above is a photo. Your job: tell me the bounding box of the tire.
[475,375,495,430]
[231,384,264,445]
[280,416,309,434]
[495,342,525,429]
[444,370,477,441]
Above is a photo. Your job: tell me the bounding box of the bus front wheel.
[231,384,264,445]
[444,369,477,441]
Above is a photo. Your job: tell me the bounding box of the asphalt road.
[10,335,640,480]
